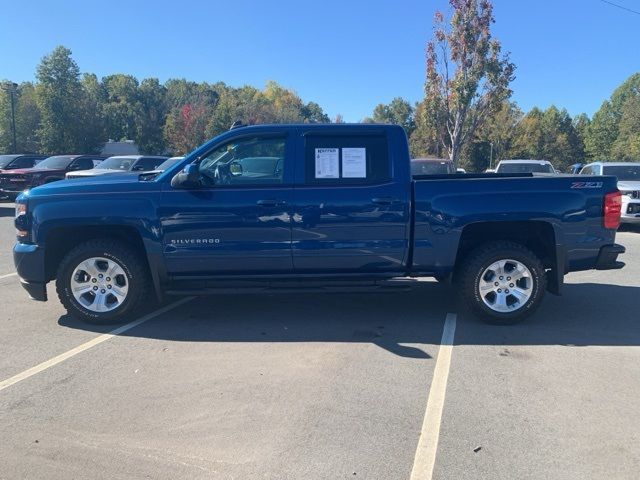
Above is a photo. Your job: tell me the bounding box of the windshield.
[603,165,640,181]
[411,160,454,175]
[0,155,18,169]
[156,158,182,171]
[35,156,74,170]
[98,157,136,170]
[497,162,554,173]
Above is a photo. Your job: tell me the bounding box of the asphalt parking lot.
[1,200,639,480]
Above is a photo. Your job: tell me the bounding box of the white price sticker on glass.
[341,148,366,178]
[315,148,339,178]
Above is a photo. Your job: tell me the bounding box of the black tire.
[460,241,547,325]
[56,239,150,325]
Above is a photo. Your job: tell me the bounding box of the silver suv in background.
[580,162,640,224]
[495,159,556,174]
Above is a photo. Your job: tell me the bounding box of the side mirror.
[229,162,243,176]
[171,164,201,189]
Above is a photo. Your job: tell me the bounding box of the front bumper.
[595,243,625,270]
[0,183,28,194]
[13,242,47,301]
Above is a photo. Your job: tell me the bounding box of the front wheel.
[56,239,149,324]
[460,241,547,325]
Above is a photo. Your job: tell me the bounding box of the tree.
[572,113,591,162]
[0,81,16,152]
[101,74,141,141]
[473,101,522,168]
[509,106,583,171]
[15,82,42,153]
[422,0,515,166]
[611,95,640,160]
[586,73,640,159]
[164,103,211,155]
[137,78,167,154]
[301,101,330,123]
[35,46,89,153]
[409,100,446,158]
[77,73,106,153]
[365,97,415,137]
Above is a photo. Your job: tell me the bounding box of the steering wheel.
[214,165,232,185]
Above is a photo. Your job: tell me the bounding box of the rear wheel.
[460,241,546,324]
[56,239,149,324]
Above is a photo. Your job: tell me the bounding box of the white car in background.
[495,159,556,174]
[580,162,640,224]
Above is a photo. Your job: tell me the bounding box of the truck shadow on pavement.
[58,282,640,357]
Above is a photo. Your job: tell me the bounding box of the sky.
[0,0,638,121]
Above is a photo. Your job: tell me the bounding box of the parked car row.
[0,154,182,199]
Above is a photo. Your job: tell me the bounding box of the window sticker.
[315,148,339,178]
[341,148,367,178]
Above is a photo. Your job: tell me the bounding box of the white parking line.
[410,313,457,480]
[0,297,194,393]
[0,272,18,280]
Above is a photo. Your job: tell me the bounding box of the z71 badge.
[571,181,603,189]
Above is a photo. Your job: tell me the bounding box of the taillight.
[604,191,622,229]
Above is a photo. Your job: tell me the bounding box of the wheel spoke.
[110,286,127,300]
[93,293,107,312]
[72,284,92,294]
[494,293,507,310]
[81,260,99,278]
[510,287,529,304]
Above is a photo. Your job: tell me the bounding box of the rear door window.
[303,134,390,185]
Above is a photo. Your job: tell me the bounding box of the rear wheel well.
[44,226,147,281]
[454,221,557,277]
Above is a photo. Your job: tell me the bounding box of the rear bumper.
[13,242,48,301]
[595,243,625,270]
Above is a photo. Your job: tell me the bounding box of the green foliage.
[35,46,97,154]
[0,47,331,156]
[365,97,415,137]
[586,73,640,160]
[611,95,640,160]
[15,82,42,153]
[137,78,167,154]
[0,82,13,152]
[508,106,584,171]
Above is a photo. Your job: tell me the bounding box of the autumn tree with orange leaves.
[423,0,515,166]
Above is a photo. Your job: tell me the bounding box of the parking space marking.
[409,313,457,480]
[0,272,17,280]
[0,297,194,393]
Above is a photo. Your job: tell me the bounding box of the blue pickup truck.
[13,124,625,325]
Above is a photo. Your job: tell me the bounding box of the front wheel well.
[44,225,147,282]
[454,221,557,276]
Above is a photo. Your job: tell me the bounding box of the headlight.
[15,203,29,239]
[15,203,26,217]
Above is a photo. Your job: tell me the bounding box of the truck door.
[160,132,294,275]
[291,129,410,273]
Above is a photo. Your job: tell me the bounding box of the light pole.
[489,142,494,169]
[1,82,18,152]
